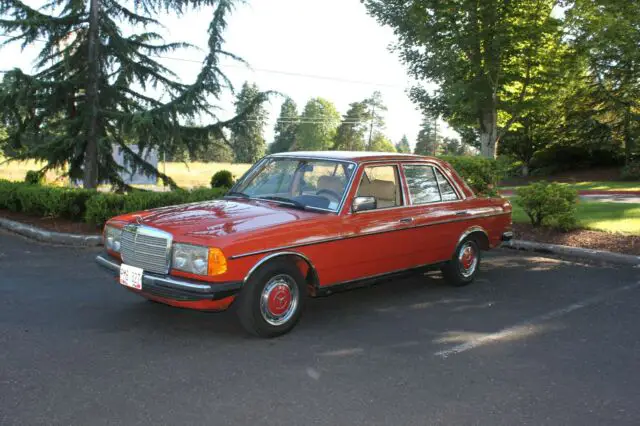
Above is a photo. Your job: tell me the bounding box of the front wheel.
[440,238,481,287]
[236,260,305,338]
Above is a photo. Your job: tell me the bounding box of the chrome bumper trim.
[95,254,242,301]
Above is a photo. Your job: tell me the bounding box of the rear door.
[399,162,470,264]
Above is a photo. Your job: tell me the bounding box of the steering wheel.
[316,189,341,202]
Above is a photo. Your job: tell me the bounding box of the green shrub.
[515,182,578,231]
[24,170,45,185]
[14,184,96,220]
[0,179,23,211]
[85,187,226,225]
[210,170,234,189]
[439,155,503,196]
[621,161,640,181]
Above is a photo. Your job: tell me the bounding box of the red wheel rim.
[267,284,292,316]
[458,242,478,278]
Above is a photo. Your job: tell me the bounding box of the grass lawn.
[0,158,252,189]
[511,201,640,235]
[502,181,640,192]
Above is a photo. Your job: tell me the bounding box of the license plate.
[120,264,143,290]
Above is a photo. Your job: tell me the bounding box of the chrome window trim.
[348,162,405,214]
[229,155,358,214]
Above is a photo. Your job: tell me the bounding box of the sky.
[1,0,458,150]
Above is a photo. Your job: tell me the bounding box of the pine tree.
[365,91,387,149]
[230,82,267,163]
[333,101,369,151]
[269,98,298,153]
[395,134,411,153]
[414,115,440,156]
[0,0,268,188]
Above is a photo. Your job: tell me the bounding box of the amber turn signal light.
[207,248,227,276]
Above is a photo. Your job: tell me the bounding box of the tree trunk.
[479,110,498,158]
[521,163,529,177]
[83,0,101,189]
[623,106,634,165]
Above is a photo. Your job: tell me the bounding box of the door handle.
[455,211,469,216]
[399,217,414,224]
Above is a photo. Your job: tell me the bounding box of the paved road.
[1,230,639,425]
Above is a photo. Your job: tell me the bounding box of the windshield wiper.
[225,191,250,198]
[259,195,306,208]
[259,196,331,213]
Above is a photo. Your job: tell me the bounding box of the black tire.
[236,259,306,338]
[441,238,481,287]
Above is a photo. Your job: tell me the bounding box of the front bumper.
[95,254,242,301]
[501,231,514,242]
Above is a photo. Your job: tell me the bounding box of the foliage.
[440,155,504,196]
[210,170,234,188]
[24,170,44,185]
[363,0,565,158]
[368,132,396,152]
[333,101,370,151]
[364,91,387,148]
[566,0,640,165]
[295,98,341,151]
[621,161,640,181]
[515,182,578,231]
[230,82,268,163]
[85,188,226,225]
[270,98,299,153]
[395,135,411,153]
[414,114,440,156]
[0,0,269,189]
[0,180,94,219]
[0,179,22,211]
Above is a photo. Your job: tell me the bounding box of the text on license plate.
[120,264,143,290]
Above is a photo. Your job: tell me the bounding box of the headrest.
[369,179,396,200]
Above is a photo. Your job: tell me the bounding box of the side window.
[434,169,459,201]
[356,165,402,209]
[403,165,441,204]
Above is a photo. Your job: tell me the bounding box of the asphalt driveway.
[1,229,639,425]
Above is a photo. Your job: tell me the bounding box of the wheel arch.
[457,226,490,251]
[243,251,320,293]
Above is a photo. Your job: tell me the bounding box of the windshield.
[232,158,356,212]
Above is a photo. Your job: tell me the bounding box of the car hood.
[114,198,321,239]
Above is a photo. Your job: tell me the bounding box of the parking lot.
[1,229,639,425]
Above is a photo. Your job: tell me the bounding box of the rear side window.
[434,169,459,201]
[403,165,441,204]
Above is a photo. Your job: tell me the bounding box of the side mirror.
[352,196,377,213]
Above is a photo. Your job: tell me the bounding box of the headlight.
[104,226,123,253]
[172,244,227,276]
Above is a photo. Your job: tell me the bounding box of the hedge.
[439,155,504,196]
[0,179,227,227]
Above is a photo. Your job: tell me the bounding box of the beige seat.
[358,179,398,208]
[317,175,345,197]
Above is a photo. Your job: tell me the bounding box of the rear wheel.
[441,238,481,287]
[236,259,305,338]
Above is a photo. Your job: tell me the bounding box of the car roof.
[268,151,434,163]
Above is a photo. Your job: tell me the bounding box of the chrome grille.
[121,225,172,274]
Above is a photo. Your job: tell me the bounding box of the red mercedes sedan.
[96,152,512,337]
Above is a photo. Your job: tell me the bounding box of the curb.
[0,217,102,247]
[503,239,640,267]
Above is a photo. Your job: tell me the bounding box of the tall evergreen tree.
[230,82,267,163]
[295,98,340,151]
[269,98,298,153]
[365,91,387,149]
[333,101,369,151]
[395,134,411,153]
[0,0,267,188]
[414,115,440,156]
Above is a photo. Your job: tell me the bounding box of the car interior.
[356,166,402,208]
